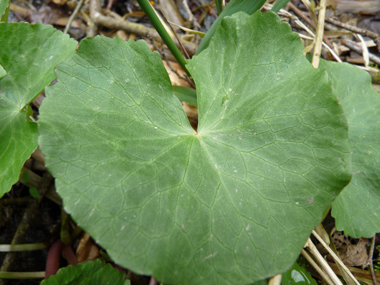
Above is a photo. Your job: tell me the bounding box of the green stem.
[0,243,47,252]
[0,271,45,279]
[136,0,190,77]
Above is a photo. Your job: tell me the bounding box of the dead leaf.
[332,231,369,266]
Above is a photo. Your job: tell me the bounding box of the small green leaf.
[29,187,40,199]
[41,260,130,285]
[22,171,30,184]
[271,0,292,13]
[282,262,317,285]
[39,12,351,284]
[172,85,197,106]
[0,23,77,197]
[317,59,380,238]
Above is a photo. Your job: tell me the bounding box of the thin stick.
[297,31,342,63]
[264,3,338,61]
[329,261,380,285]
[287,1,333,48]
[364,236,378,285]
[301,0,317,24]
[342,39,380,66]
[326,17,380,41]
[312,0,327,68]
[182,0,193,22]
[87,1,98,37]
[356,34,370,67]
[64,0,85,34]
[301,249,335,285]
[312,230,361,285]
[160,9,190,59]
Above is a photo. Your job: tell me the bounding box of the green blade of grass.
[271,0,291,12]
[215,0,223,15]
[136,0,190,77]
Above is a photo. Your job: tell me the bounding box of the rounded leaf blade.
[39,12,351,284]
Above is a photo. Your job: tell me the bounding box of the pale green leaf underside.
[41,260,130,285]
[0,65,6,78]
[322,60,380,238]
[0,23,77,196]
[39,12,351,284]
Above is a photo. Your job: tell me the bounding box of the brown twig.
[363,236,378,285]
[159,9,190,60]
[206,3,218,18]
[287,2,333,49]
[342,39,380,66]
[87,0,98,37]
[64,0,85,34]
[326,17,380,52]
[329,262,380,285]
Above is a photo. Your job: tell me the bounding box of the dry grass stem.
[268,274,282,285]
[301,249,335,285]
[312,230,361,285]
[305,238,343,285]
[312,0,327,68]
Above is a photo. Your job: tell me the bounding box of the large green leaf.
[41,260,130,285]
[39,12,351,284]
[318,59,380,238]
[0,23,77,196]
